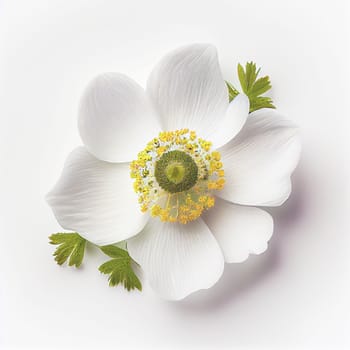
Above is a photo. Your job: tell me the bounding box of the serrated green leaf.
[99,245,142,292]
[227,61,276,113]
[249,96,276,113]
[49,233,86,267]
[226,81,239,102]
[249,76,271,97]
[245,62,260,91]
[100,245,129,259]
[237,63,247,93]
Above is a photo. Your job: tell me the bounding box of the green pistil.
[155,150,198,193]
[165,162,185,184]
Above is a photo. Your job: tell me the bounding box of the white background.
[0,0,349,349]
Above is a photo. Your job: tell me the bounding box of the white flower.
[46,44,301,300]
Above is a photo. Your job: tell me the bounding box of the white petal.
[210,94,250,149]
[218,109,301,206]
[46,147,148,245]
[147,44,229,138]
[203,198,273,263]
[78,73,160,163]
[127,218,224,300]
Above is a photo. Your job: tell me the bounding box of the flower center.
[155,150,198,193]
[130,129,225,224]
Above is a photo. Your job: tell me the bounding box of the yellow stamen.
[130,129,225,224]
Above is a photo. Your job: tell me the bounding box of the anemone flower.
[47,44,301,300]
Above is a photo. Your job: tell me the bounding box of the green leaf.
[99,245,142,292]
[237,63,247,93]
[49,233,86,267]
[249,76,271,97]
[249,96,275,113]
[246,62,260,91]
[226,81,239,102]
[227,61,276,113]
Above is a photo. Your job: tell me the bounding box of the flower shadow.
[164,167,307,313]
